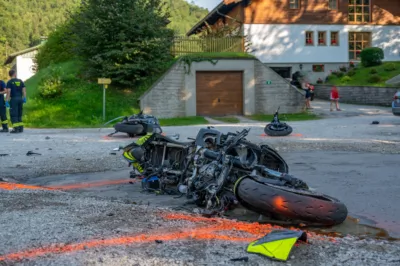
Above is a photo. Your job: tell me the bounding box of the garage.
[196,71,243,116]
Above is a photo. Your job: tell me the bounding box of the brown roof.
[186,0,246,36]
[3,44,42,65]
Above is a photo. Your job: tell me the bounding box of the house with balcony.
[186,0,400,82]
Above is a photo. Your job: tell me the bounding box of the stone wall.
[255,60,304,114]
[313,85,399,106]
[140,59,304,118]
[140,62,186,118]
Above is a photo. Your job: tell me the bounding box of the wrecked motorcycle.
[181,128,348,226]
[109,110,162,138]
[264,107,293,137]
[121,126,288,182]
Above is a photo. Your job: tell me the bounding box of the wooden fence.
[172,36,244,56]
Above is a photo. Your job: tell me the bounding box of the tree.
[70,0,175,87]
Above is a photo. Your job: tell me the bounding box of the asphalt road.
[1,100,400,265]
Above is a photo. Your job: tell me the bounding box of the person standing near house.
[330,86,341,111]
[5,69,27,133]
[0,79,8,132]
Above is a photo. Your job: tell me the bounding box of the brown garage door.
[196,71,243,116]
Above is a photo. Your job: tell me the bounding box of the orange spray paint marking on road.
[0,182,55,191]
[0,212,333,262]
[48,179,133,190]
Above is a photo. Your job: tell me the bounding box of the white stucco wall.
[244,24,400,63]
[16,56,36,81]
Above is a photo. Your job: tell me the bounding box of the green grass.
[247,112,320,122]
[178,52,255,59]
[24,60,146,128]
[159,116,208,126]
[325,61,400,87]
[213,116,240,123]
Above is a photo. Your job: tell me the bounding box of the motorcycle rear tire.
[264,124,293,137]
[114,123,144,137]
[235,177,348,226]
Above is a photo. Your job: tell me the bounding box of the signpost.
[98,78,112,121]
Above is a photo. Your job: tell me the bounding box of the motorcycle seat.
[154,134,194,146]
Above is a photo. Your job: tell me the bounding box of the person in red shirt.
[330,86,341,111]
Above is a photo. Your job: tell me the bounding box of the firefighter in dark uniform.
[5,69,26,133]
[0,79,8,132]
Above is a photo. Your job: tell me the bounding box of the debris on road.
[26,151,42,156]
[230,256,249,262]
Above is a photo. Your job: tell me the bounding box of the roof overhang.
[186,0,246,36]
[4,44,43,65]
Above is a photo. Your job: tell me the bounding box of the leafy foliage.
[69,0,175,87]
[384,63,397,71]
[38,65,64,99]
[0,0,81,75]
[360,47,384,67]
[341,76,352,83]
[369,68,378,74]
[367,74,381,83]
[36,22,77,70]
[347,69,356,76]
[1,0,208,79]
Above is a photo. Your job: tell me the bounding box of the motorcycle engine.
[194,161,221,190]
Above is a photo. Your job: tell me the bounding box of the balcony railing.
[171,36,245,56]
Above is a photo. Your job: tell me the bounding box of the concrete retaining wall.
[140,59,304,118]
[314,85,399,106]
[255,60,304,114]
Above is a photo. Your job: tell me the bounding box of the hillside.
[0,0,208,61]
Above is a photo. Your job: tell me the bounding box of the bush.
[38,66,64,98]
[333,71,344,78]
[70,0,174,87]
[347,69,356,76]
[36,22,76,70]
[384,63,397,71]
[360,47,384,67]
[326,74,334,81]
[339,66,347,72]
[341,76,352,83]
[367,74,381,83]
[369,68,378,74]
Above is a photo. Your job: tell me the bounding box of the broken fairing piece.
[247,229,307,261]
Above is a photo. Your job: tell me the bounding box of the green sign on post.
[266,80,272,85]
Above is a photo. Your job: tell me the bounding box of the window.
[318,31,326,45]
[348,32,371,60]
[305,31,314,45]
[313,65,325,72]
[330,31,339,46]
[289,0,300,9]
[271,67,292,79]
[348,0,370,23]
[328,0,338,10]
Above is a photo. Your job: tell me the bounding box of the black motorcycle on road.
[109,111,162,138]
[264,107,293,136]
